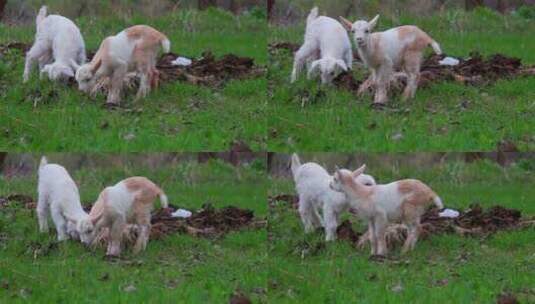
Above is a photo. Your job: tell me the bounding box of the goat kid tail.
[432,195,444,210]
[290,153,301,178]
[430,40,442,55]
[39,156,48,170]
[160,37,171,53]
[307,7,319,25]
[36,6,48,26]
[159,192,169,209]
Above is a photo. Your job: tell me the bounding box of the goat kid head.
[340,15,379,48]
[308,57,348,84]
[330,164,367,193]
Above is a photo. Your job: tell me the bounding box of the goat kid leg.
[298,197,315,233]
[373,63,392,104]
[323,207,339,241]
[291,42,316,82]
[402,52,422,100]
[107,216,125,256]
[23,42,49,82]
[368,221,377,255]
[51,206,68,241]
[373,214,388,256]
[107,63,127,104]
[36,192,49,233]
[133,212,151,254]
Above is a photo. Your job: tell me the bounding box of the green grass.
[268,8,535,152]
[0,8,267,151]
[0,158,268,303]
[268,157,535,303]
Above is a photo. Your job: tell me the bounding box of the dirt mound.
[419,204,522,237]
[419,52,527,87]
[268,194,298,209]
[268,42,300,54]
[0,193,35,209]
[150,203,263,240]
[0,42,30,56]
[0,42,264,88]
[157,51,265,87]
[333,71,363,94]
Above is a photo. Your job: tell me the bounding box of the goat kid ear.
[352,164,367,177]
[369,15,379,29]
[307,60,321,79]
[335,60,348,72]
[339,16,353,31]
[70,59,81,71]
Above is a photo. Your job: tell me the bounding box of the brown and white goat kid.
[340,15,441,104]
[330,165,443,255]
[74,25,170,104]
[88,177,168,256]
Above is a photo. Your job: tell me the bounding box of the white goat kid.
[37,157,94,243]
[88,177,168,256]
[74,25,170,105]
[23,6,86,82]
[291,7,352,84]
[340,15,442,104]
[330,165,444,255]
[291,154,376,241]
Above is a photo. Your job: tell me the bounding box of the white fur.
[36,157,94,243]
[23,6,86,82]
[291,154,376,241]
[340,15,441,103]
[291,7,353,84]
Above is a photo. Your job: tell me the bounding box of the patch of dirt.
[418,52,527,87]
[0,193,35,209]
[333,71,363,94]
[336,220,362,244]
[1,42,264,89]
[0,42,30,56]
[149,203,261,240]
[157,51,265,88]
[268,42,300,54]
[268,194,298,209]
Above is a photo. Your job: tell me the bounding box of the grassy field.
[0,157,268,303]
[268,157,535,302]
[0,8,267,152]
[268,8,535,152]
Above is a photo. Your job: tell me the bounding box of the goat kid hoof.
[103,103,120,110]
[370,103,386,110]
[369,254,387,262]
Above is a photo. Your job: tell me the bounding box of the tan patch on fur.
[124,177,163,223]
[125,25,168,51]
[398,179,437,223]
[369,34,383,66]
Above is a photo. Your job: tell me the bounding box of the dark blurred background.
[267,0,535,23]
[0,0,265,25]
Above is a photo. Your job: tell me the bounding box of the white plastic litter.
[171,209,192,218]
[438,208,460,218]
[438,57,460,66]
[171,57,192,66]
